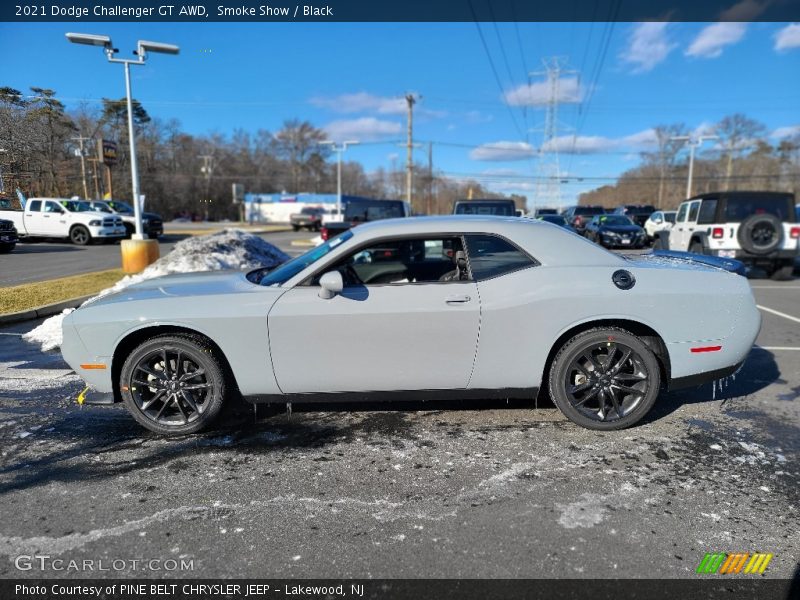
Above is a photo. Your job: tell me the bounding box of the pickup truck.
[290,206,328,231]
[653,191,799,280]
[320,199,410,241]
[87,200,163,239]
[453,199,517,216]
[0,197,126,245]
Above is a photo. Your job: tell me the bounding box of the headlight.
[89,220,101,226]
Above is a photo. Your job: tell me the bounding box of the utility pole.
[671,135,718,199]
[71,135,91,199]
[531,57,576,210]
[427,141,433,215]
[405,93,416,208]
[199,154,213,221]
[319,140,359,217]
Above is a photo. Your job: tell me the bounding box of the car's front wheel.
[69,225,91,246]
[548,328,661,430]
[120,335,227,435]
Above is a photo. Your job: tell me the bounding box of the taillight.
[320,227,329,241]
[574,216,583,226]
[712,227,724,239]
[790,227,800,239]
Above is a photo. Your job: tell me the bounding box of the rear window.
[575,206,605,216]
[722,195,795,223]
[345,201,404,221]
[455,202,515,216]
[465,234,535,280]
[697,200,718,225]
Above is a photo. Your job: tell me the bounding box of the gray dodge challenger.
[61,216,761,435]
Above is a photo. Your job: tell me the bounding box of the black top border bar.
[4,0,800,22]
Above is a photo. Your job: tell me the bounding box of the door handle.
[445,295,471,304]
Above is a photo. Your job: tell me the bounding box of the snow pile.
[23,229,290,352]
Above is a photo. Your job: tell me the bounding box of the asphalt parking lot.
[0,238,797,579]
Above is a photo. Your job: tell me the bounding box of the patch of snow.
[22,230,289,352]
[557,493,608,529]
[709,444,723,451]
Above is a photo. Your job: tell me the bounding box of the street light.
[319,140,359,217]
[671,134,719,199]
[66,32,179,240]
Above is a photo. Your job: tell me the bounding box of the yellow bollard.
[120,238,160,274]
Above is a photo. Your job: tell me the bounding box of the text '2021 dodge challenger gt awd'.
[61,216,761,435]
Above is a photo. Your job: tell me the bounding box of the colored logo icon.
[696,552,773,574]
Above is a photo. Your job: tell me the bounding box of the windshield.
[598,215,634,226]
[664,212,676,223]
[108,201,134,213]
[60,200,92,212]
[257,230,353,286]
[454,202,515,216]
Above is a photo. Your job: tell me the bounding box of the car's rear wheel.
[769,261,794,281]
[548,328,661,430]
[120,335,227,435]
[0,243,15,254]
[689,241,705,255]
[69,225,90,246]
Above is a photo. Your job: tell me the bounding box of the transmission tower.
[530,57,577,209]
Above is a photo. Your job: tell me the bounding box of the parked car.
[453,199,516,216]
[0,197,125,245]
[321,198,410,240]
[584,215,647,249]
[62,215,759,435]
[0,218,18,253]
[88,200,163,239]
[536,214,574,230]
[290,206,327,231]
[644,210,676,241]
[561,205,606,235]
[653,191,799,280]
[613,205,657,227]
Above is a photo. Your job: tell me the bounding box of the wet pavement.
[0,280,797,579]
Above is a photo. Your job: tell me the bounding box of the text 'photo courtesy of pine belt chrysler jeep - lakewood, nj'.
[60,216,762,436]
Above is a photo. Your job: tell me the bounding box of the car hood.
[82,270,270,308]
[599,224,642,233]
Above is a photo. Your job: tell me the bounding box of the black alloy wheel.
[120,335,227,435]
[549,328,661,430]
[70,225,90,245]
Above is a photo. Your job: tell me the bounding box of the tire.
[652,236,664,250]
[737,213,783,255]
[69,225,91,246]
[124,224,135,239]
[0,243,15,254]
[120,335,227,435]
[770,262,794,281]
[548,327,661,430]
[689,241,705,255]
[292,225,300,232]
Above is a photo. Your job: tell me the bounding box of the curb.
[290,239,317,248]
[0,294,94,325]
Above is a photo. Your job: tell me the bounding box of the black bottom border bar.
[4,578,799,600]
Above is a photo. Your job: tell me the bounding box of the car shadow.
[12,245,81,253]
[645,346,782,423]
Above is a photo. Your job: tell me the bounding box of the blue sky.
[1,21,799,206]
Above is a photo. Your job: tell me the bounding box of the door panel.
[268,282,480,393]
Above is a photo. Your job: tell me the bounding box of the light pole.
[319,140,359,217]
[66,33,179,239]
[671,134,719,199]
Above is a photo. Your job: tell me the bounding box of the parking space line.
[760,346,800,351]
[0,332,23,336]
[757,305,800,324]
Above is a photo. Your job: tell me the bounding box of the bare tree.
[640,124,687,209]
[715,113,766,190]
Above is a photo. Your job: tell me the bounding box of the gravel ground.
[0,281,797,581]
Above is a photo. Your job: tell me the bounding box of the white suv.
[644,210,676,240]
[653,192,799,280]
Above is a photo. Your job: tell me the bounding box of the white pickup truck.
[0,197,126,245]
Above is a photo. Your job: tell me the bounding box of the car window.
[664,212,676,224]
[28,200,41,212]
[722,195,794,222]
[687,201,700,222]
[676,203,689,222]
[697,200,718,225]
[44,201,63,213]
[454,202,515,216]
[465,234,535,281]
[325,236,467,286]
[92,203,113,213]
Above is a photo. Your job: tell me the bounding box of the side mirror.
[318,270,344,299]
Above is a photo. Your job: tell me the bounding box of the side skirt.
[243,387,539,405]
[669,361,744,391]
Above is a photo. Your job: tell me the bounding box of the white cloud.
[774,23,800,52]
[539,129,659,155]
[686,22,747,59]
[691,121,717,137]
[311,92,445,119]
[323,117,402,142]
[470,141,535,161]
[620,22,675,73]
[504,77,582,106]
[770,125,800,139]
